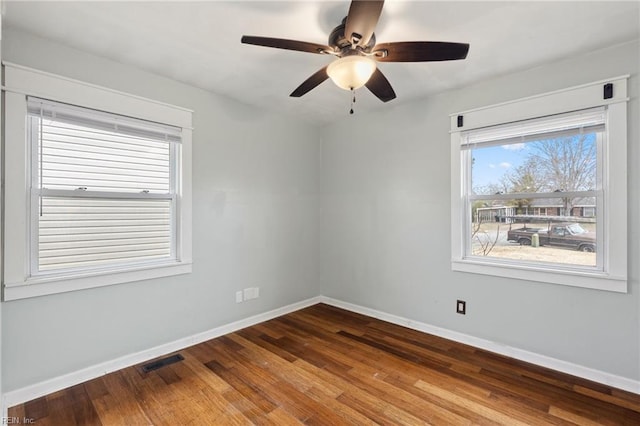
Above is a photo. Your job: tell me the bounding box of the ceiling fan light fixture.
[327,56,376,90]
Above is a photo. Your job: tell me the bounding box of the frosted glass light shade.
[327,56,376,90]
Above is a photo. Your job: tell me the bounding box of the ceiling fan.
[241,0,469,103]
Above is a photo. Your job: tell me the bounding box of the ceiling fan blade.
[241,36,332,54]
[344,0,384,47]
[290,67,329,98]
[365,68,396,102]
[373,41,469,62]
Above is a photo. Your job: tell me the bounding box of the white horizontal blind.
[39,198,172,271]
[28,97,180,274]
[461,107,605,149]
[29,97,177,193]
[27,97,182,143]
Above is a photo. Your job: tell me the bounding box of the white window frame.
[2,62,193,300]
[450,76,628,293]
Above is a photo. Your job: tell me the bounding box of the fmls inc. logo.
[2,417,35,425]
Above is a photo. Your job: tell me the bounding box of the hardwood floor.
[8,303,640,425]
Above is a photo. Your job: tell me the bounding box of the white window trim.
[450,76,628,293]
[2,62,193,301]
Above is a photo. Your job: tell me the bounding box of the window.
[464,108,602,269]
[28,98,180,274]
[450,76,627,292]
[3,63,193,300]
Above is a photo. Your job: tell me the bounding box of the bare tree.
[528,135,596,213]
[498,135,596,215]
[471,217,500,256]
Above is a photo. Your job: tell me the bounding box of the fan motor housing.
[329,18,376,52]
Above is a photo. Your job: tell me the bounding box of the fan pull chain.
[349,88,356,115]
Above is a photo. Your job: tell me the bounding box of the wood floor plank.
[415,379,530,426]
[8,303,640,425]
[549,405,613,426]
[230,334,344,400]
[346,366,474,425]
[67,385,102,426]
[296,366,378,425]
[179,350,232,393]
[574,384,640,413]
[205,360,278,419]
[197,386,254,425]
[117,367,182,425]
[235,327,299,363]
[46,391,81,426]
[263,406,304,425]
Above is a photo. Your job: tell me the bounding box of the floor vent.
[141,354,184,373]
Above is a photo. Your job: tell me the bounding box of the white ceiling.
[4,1,639,123]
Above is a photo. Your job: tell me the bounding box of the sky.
[471,143,528,191]
[471,134,597,194]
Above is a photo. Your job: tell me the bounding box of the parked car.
[507,222,596,252]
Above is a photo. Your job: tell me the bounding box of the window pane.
[39,197,172,271]
[471,132,598,196]
[470,201,596,267]
[33,116,171,193]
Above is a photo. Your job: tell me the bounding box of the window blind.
[38,197,172,271]
[461,107,605,149]
[28,97,178,273]
[29,97,177,194]
[27,97,182,143]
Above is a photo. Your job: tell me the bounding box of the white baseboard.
[319,296,640,395]
[3,294,638,418]
[1,296,322,416]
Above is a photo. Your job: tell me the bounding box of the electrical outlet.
[243,287,260,300]
[235,291,243,303]
[456,300,466,315]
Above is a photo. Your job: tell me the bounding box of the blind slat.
[40,226,170,235]
[41,234,170,243]
[43,123,173,149]
[40,243,171,258]
[39,250,170,266]
[40,155,170,173]
[42,139,170,160]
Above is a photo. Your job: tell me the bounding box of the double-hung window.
[28,98,180,274]
[450,77,628,292]
[3,63,193,300]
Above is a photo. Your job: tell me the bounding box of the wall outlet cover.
[243,288,252,300]
[456,300,466,315]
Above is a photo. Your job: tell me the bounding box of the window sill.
[451,258,627,293]
[3,261,193,301]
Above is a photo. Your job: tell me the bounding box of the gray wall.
[1,28,321,392]
[319,39,640,380]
